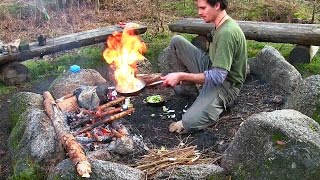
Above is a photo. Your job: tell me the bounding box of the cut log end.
[77,160,92,178]
[288,45,319,65]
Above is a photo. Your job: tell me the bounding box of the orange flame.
[103,27,147,92]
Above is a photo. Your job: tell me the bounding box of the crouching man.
[161,0,247,133]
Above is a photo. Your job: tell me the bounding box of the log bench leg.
[0,62,30,85]
[288,45,319,65]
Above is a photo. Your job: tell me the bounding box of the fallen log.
[43,91,92,178]
[0,25,147,65]
[168,18,320,46]
[74,108,135,136]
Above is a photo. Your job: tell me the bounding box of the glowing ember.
[103,27,147,93]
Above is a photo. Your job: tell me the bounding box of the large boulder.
[49,69,108,99]
[157,46,175,74]
[284,75,320,122]
[248,46,302,93]
[221,109,320,179]
[8,92,64,179]
[48,159,145,180]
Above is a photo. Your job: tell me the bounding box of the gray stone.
[48,159,145,180]
[49,69,107,99]
[154,164,225,180]
[221,109,320,179]
[157,46,175,74]
[248,46,302,93]
[8,92,65,179]
[284,75,320,122]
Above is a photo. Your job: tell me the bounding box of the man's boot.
[174,84,199,97]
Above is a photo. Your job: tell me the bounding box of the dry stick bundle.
[135,146,212,177]
[74,108,135,136]
[43,91,92,178]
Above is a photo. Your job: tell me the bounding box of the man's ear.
[215,2,221,10]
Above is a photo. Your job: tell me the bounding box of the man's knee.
[171,35,187,48]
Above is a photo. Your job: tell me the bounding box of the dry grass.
[135,145,221,178]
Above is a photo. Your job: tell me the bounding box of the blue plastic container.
[70,65,81,73]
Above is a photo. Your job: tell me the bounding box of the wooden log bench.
[169,18,320,65]
[0,24,147,85]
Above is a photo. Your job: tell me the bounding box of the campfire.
[103,27,147,95]
[40,26,206,178]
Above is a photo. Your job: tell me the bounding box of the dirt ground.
[0,72,288,178]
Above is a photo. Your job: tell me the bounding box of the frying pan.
[115,73,164,96]
[115,78,146,96]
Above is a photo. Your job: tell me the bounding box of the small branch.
[74,108,135,136]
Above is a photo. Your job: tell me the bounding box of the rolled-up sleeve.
[204,67,228,86]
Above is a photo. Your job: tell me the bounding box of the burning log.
[95,107,123,118]
[43,91,92,178]
[74,108,135,136]
[55,93,79,113]
[99,96,126,111]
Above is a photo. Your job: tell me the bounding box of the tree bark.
[168,18,320,46]
[0,25,147,65]
[43,91,92,178]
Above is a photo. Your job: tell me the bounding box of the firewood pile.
[43,87,137,178]
[135,145,217,178]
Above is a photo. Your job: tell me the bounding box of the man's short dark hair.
[207,0,228,10]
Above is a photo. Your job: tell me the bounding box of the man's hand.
[161,72,183,87]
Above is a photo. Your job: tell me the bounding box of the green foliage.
[24,46,104,82]
[295,55,320,77]
[0,82,16,95]
[142,32,172,71]
[247,40,294,58]
[0,3,34,20]
[272,132,287,142]
[10,158,45,180]
[163,0,197,17]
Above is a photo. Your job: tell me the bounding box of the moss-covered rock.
[221,110,320,179]
[8,92,65,180]
[8,92,43,128]
[11,157,45,180]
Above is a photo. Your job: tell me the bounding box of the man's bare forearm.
[179,72,205,84]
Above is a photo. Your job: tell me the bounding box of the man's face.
[197,0,219,23]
